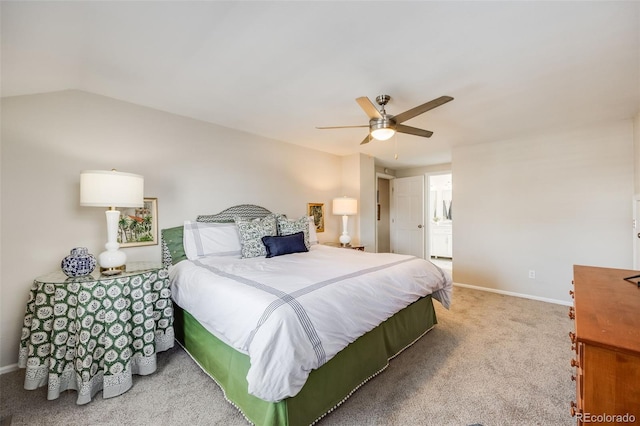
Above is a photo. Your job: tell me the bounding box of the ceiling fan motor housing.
[371,95,396,139]
[370,116,396,131]
[375,94,391,106]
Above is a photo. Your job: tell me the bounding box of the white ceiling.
[2,1,639,169]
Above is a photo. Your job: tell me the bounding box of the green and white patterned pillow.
[276,215,310,250]
[234,214,278,258]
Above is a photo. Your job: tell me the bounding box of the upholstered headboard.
[195,204,272,223]
[161,204,273,267]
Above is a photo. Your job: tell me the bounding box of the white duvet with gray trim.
[169,244,452,402]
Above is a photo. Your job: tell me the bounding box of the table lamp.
[333,196,358,246]
[80,169,144,274]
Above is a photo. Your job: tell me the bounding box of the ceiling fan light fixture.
[318,94,453,145]
[370,118,396,141]
[371,127,395,140]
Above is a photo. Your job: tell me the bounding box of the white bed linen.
[170,244,452,402]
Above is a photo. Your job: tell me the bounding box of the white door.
[391,176,425,257]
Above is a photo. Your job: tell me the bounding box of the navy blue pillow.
[262,232,308,258]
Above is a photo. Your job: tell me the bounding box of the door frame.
[426,170,452,261]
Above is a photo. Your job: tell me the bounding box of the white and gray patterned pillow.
[234,214,277,258]
[276,215,310,250]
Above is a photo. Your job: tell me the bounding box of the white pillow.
[183,221,242,260]
[307,216,319,245]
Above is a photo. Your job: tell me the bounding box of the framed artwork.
[307,203,325,233]
[118,197,158,247]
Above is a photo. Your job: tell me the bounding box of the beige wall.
[339,154,361,244]
[453,120,635,303]
[0,90,346,369]
[358,154,376,250]
[337,153,376,250]
[395,163,452,178]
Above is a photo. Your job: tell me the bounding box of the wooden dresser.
[570,265,640,424]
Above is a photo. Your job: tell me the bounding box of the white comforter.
[170,245,452,402]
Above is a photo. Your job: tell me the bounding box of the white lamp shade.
[333,197,358,216]
[80,170,144,208]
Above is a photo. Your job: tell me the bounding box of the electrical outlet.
[528,270,536,279]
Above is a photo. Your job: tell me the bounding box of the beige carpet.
[0,285,575,425]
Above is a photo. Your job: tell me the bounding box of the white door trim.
[633,195,640,269]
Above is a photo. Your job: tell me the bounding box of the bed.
[161,205,452,425]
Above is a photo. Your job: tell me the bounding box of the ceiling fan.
[317,94,453,145]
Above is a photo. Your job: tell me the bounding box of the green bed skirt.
[174,295,437,426]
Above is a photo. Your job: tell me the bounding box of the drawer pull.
[571,359,580,368]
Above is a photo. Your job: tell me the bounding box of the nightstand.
[323,242,365,251]
[18,261,174,404]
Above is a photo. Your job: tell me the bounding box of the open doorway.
[427,173,452,274]
[376,174,392,252]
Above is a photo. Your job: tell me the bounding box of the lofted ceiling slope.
[2,1,639,169]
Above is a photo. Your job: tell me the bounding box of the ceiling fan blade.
[360,134,372,145]
[396,124,433,138]
[356,97,383,120]
[316,125,369,129]
[393,96,453,124]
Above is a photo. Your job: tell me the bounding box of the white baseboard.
[0,363,19,375]
[453,282,573,306]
